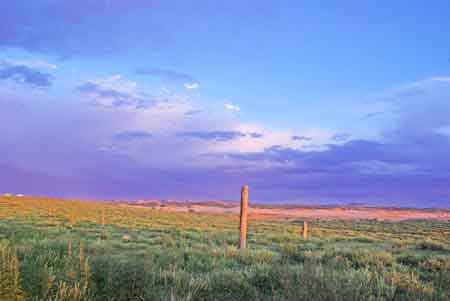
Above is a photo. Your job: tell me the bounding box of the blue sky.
[1,1,450,207]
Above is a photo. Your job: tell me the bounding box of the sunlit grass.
[1,196,450,300]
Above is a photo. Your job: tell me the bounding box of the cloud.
[114,131,152,141]
[384,76,450,104]
[0,1,163,57]
[331,133,350,142]
[222,139,411,175]
[7,59,57,70]
[177,131,247,141]
[76,75,151,109]
[363,111,385,119]
[292,135,312,141]
[0,62,53,88]
[198,77,450,204]
[176,130,264,142]
[225,103,240,112]
[136,68,196,83]
[3,73,450,206]
[248,132,264,138]
[184,82,199,90]
[212,136,448,200]
[429,76,450,83]
[185,109,204,116]
[350,160,419,176]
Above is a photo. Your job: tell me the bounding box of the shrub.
[419,257,450,273]
[344,250,394,270]
[397,253,424,267]
[238,249,277,265]
[416,239,448,251]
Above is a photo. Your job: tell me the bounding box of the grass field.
[1,196,450,300]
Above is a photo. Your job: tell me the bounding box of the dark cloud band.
[0,63,53,88]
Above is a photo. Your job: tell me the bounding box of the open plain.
[1,195,450,300]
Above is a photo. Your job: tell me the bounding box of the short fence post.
[303,221,309,240]
[100,208,107,240]
[239,185,249,250]
[101,208,105,227]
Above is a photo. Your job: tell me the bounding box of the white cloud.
[90,74,138,95]
[351,160,419,175]
[435,125,450,136]
[7,59,57,70]
[200,122,333,155]
[225,102,240,112]
[77,74,145,109]
[74,74,342,170]
[184,82,199,90]
[429,76,450,84]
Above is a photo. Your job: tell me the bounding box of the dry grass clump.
[416,239,448,251]
[345,250,395,269]
[385,271,434,298]
[0,243,26,301]
[419,257,450,272]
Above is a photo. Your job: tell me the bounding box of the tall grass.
[1,196,450,300]
[0,242,26,301]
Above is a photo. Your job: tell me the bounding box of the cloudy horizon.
[1,1,450,208]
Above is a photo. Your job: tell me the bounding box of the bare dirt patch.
[142,203,450,221]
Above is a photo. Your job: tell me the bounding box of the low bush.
[415,239,448,251]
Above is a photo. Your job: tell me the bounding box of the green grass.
[1,196,450,300]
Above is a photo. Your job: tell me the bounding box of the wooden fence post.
[100,208,107,240]
[303,221,309,240]
[101,208,105,227]
[239,185,249,250]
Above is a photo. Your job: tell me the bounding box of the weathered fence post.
[303,220,309,240]
[239,185,249,250]
[100,208,107,240]
[101,208,105,227]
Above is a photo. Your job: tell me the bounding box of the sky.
[1,1,450,207]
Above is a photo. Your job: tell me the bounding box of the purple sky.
[1,1,450,208]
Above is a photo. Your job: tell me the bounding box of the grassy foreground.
[1,196,450,300]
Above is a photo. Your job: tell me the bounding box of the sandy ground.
[132,203,450,221]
